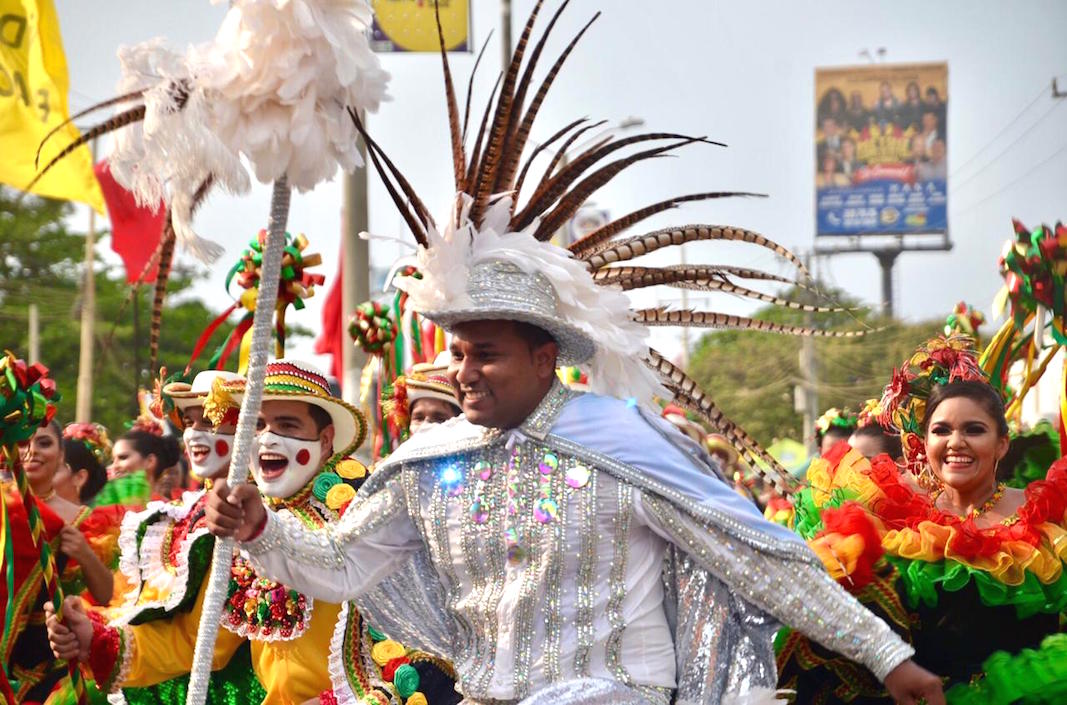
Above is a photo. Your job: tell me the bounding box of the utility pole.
[341,118,370,406]
[500,0,512,69]
[799,252,819,454]
[27,304,39,364]
[75,140,97,422]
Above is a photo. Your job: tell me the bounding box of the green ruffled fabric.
[91,470,151,509]
[1005,421,1060,488]
[792,486,857,539]
[121,640,266,705]
[886,555,1067,619]
[947,633,1067,705]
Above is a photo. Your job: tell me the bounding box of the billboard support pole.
[875,249,900,317]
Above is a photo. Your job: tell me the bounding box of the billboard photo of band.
[815,62,948,236]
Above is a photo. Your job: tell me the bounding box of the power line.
[950,81,1051,178]
[953,139,1067,215]
[951,95,1067,192]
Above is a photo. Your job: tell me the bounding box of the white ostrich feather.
[394,194,669,406]
[104,0,389,261]
[108,39,250,262]
[194,0,390,191]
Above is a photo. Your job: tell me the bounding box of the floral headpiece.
[0,352,58,446]
[944,301,985,338]
[63,423,112,466]
[856,399,881,428]
[877,335,988,475]
[815,407,858,436]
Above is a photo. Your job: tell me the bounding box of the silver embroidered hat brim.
[421,260,596,366]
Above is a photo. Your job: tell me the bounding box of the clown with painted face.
[48,360,453,705]
[166,370,244,483]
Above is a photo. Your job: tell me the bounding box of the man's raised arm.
[205,478,421,602]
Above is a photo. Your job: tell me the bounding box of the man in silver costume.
[205,274,944,705]
[205,3,945,702]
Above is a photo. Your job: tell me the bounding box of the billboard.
[371,0,469,53]
[815,62,947,236]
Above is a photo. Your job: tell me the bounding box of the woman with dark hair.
[897,80,924,130]
[848,421,904,465]
[56,423,110,505]
[815,407,859,456]
[778,337,1067,704]
[5,420,121,702]
[94,428,179,508]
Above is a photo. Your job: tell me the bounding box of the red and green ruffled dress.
[776,443,1067,705]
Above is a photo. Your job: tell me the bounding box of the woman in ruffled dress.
[3,421,119,703]
[21,421,117,606]
[777,337,1067,704]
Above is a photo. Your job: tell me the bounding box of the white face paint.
[183,428,234,480]
[249,431,323,498]
[409,420,438,435]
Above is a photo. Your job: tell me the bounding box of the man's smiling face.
[448,320,558,430]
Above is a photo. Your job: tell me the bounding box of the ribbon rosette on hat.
[944,301,985,339]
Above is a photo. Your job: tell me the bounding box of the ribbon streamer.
[188,230,323,374]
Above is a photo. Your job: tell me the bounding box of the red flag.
[93,160,166,284]
[314,244,344,387]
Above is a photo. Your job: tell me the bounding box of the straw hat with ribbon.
[405,352,460,413]
[211,359,367,465]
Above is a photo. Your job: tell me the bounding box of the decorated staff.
[944,301,985,342]
[982,220,1067,437]
[188,230,324,373]
[350,265,446,459]
[31,1,389,703]
[0,352,84,703]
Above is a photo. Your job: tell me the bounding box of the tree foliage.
[687,283,940,445]
[0,187,278,434]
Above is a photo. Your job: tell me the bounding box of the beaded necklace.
[933,482,1006,520]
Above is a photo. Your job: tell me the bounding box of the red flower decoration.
[382,656,410,682]
[816,502,884,589]
[878,367,911,427]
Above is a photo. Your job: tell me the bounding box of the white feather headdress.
[347,2,868,494]
[396,194,668,405]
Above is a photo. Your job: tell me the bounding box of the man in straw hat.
[46,361,445,704]
[395,354,463,438]
[204,1,944,702]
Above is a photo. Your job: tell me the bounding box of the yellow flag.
[0,0,103,212]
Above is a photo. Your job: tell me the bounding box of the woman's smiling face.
[925,396,1009,494]
[20,425,62,490]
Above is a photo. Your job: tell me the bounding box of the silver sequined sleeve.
[638,493,914,682]
[241,479,422,602]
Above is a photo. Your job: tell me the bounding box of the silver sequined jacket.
[243,382,914,704]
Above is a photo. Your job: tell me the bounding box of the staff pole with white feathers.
[186,177,289,705]
[27,3,390,703]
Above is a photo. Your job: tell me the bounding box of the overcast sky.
[53,0,1067,371]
